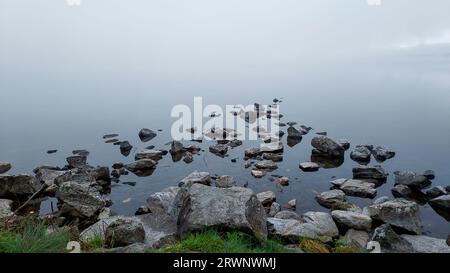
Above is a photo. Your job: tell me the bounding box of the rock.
[287,199,297,209]
[138,128,157,142]
[373,196,390,205]
[179,171,211,187]
[56,181,105,218]
[170,141,185,154]
[73,149,90,156]
[367,199,421,234]
[316,131,327,136]
[353,165,388,181]
[119,141,133,156]
[255,160,278,170]
[331,210,372,230]
[251,170,265,178]
[209,144,228,156]
[245,148,262,158]
[171,183,268,239]
[299,162,320,172]
[47,150,58,154]
[425,186,447,199]
[343,229,369,249]
[0,174,37,197]
[0,162,12,174]
[215,175,236,188]
[257,191,276,206]
[429,195,450,211]
[311,136,345,158]
[331,179,377,199]
[287,127,304,139]
[229,139,243,148]
[0,199,13,219]
[262,153,283,162]
[372,146,395,162]
[147,186,179,214]
[66,155,87,168]
[35,169,71,188]
[112,163,124,170]
[268,212,338,243]
[260,142,283,153]
[401,235,450,253]
[135,206,150,215]
[183,152,193,163]
[392,184,414,198]
[103,134,119,139]
[125,159,157,174]
[268,202,281,217]
[337,139,350,150]
[350,145,372,163]
[105,218,145,248]
[393,171,431,190]
[135,150,165,161]
[276,177,289,186]
[423,170,435,180]
[274,211,302,221]
[315,190,347,209]
[371,224,414,253]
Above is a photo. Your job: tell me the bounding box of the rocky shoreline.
[1,102,450,253]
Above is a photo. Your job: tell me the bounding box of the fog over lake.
[1,0,449,238]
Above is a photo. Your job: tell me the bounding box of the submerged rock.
[343,229,369,250]
[274,211,302,221]
[367,199,421,234]
[183,152,193,163]
[179,171,211,187]
[311,136,345,158]
[429,195,450,212]
[276,177,289,186]
[393,171,431,190]
[262,153,283,162]
[0,162,12,174]
[171,183,268,239]
[138,128,157,142]
[372,146,395,162]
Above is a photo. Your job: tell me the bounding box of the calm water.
[1,1,449,238]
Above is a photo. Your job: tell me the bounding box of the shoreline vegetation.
[1,100,449,253]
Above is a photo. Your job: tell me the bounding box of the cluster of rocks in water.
[1,101,449,253]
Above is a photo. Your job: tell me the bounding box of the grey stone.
[66,155,87,168]
[425,186,447,199]
[56,181,105,218]
[125,159,157,173]
[299,162,320,172]
[105,218,145,248]
[401,235,450,253]
[394,171,431,190]
[245,148,262,158]
[146,186,179,214]
[256,191,276,207]
[170,141,185,154]
[183,152,194,163]
[0,174,37,197]
[311,136,345,158]
[260,142,283,153]
[251,170,265,178]
[268,202,281,217]
[215,175,236,188]
[423,170,435,180]
[350,146,371,162]
[262,153,283,162]
[179,171,211,187]
[138,128,157,142]
[135,150,165,161]
[353,165,388,181]
[0,162,12,174]
[372,146,395,162]
[371,224,414,253]
[343,229,369,249]
[337,139,350,150]
[331,210,372,230]
[209,144,228,156]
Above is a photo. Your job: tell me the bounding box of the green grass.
[0,221,70,253]
[163,229,289,253]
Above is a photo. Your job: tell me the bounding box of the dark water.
[1,1,449,238]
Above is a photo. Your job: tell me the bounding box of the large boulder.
[331,210,372,231]
[311,136,344,158]
[146,186,179,214]
[0,162,12,174]
[367,199,421,234]
[267,212,338,243]
[371,224,414,253]
[401,235,450,253]
[0,174,37,197]
[105,218,145,248]
[170,183,268,239]
[178,171,211,187]
[56,181,105,218]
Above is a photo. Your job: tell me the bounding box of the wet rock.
[178,171,211,187]
[274,211,302,221]
[353,165,388,181]
[251,170,265,178]
[135,150,165,161]
[268,202,281,217]
[0,174,37,197]
[112,163,124,170]
[0,199,13,219]
[393,171,431,190]
[119,141,133,156]
[425,186,447,199]
[373,196,390,205]
[401,235,450,253]
[47,150,58,154]
[105,139,119,144]
[310,153,344,169]
[170,141,185,155]
[209,144,228,156]
[73,150,90,156]
[372,146,395,162]
[331,210,372,231]
[260,142,283,153]
[33,166,60,174]
[245,148,262,158]
[276,176,289,186]
[299,162,319,172]
[423,170,435,180]
[429,195,450,212]
[147,186,179,214]
[337,139,350,150]
[66,155,87,168]
[350,146,371,163]
[343,229,369,249]
[138,128,157,142]
[268,212,338,243]
[331,179,377,199]
[103,134,119,139]
[123,181,136,186]
[105,218,145,248]
[255,160,278,170]
[262,153,283,162]
[171,183,268,239]
[392,184,414,198]
[183,152,193,163]
[215,175,236,188]
[311,136,344,158]
[287,136,301,147]
[228,139,243,148]
[287,199,297,209]
[125,159,157,174]
[56,181,105,218]
[316,131,327,136]
[315,190,347,209]
[367,199,421,234]
[257,191,276,206]
[135,206,150,215]
[287,127,304,139]
[371,224,414,253]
